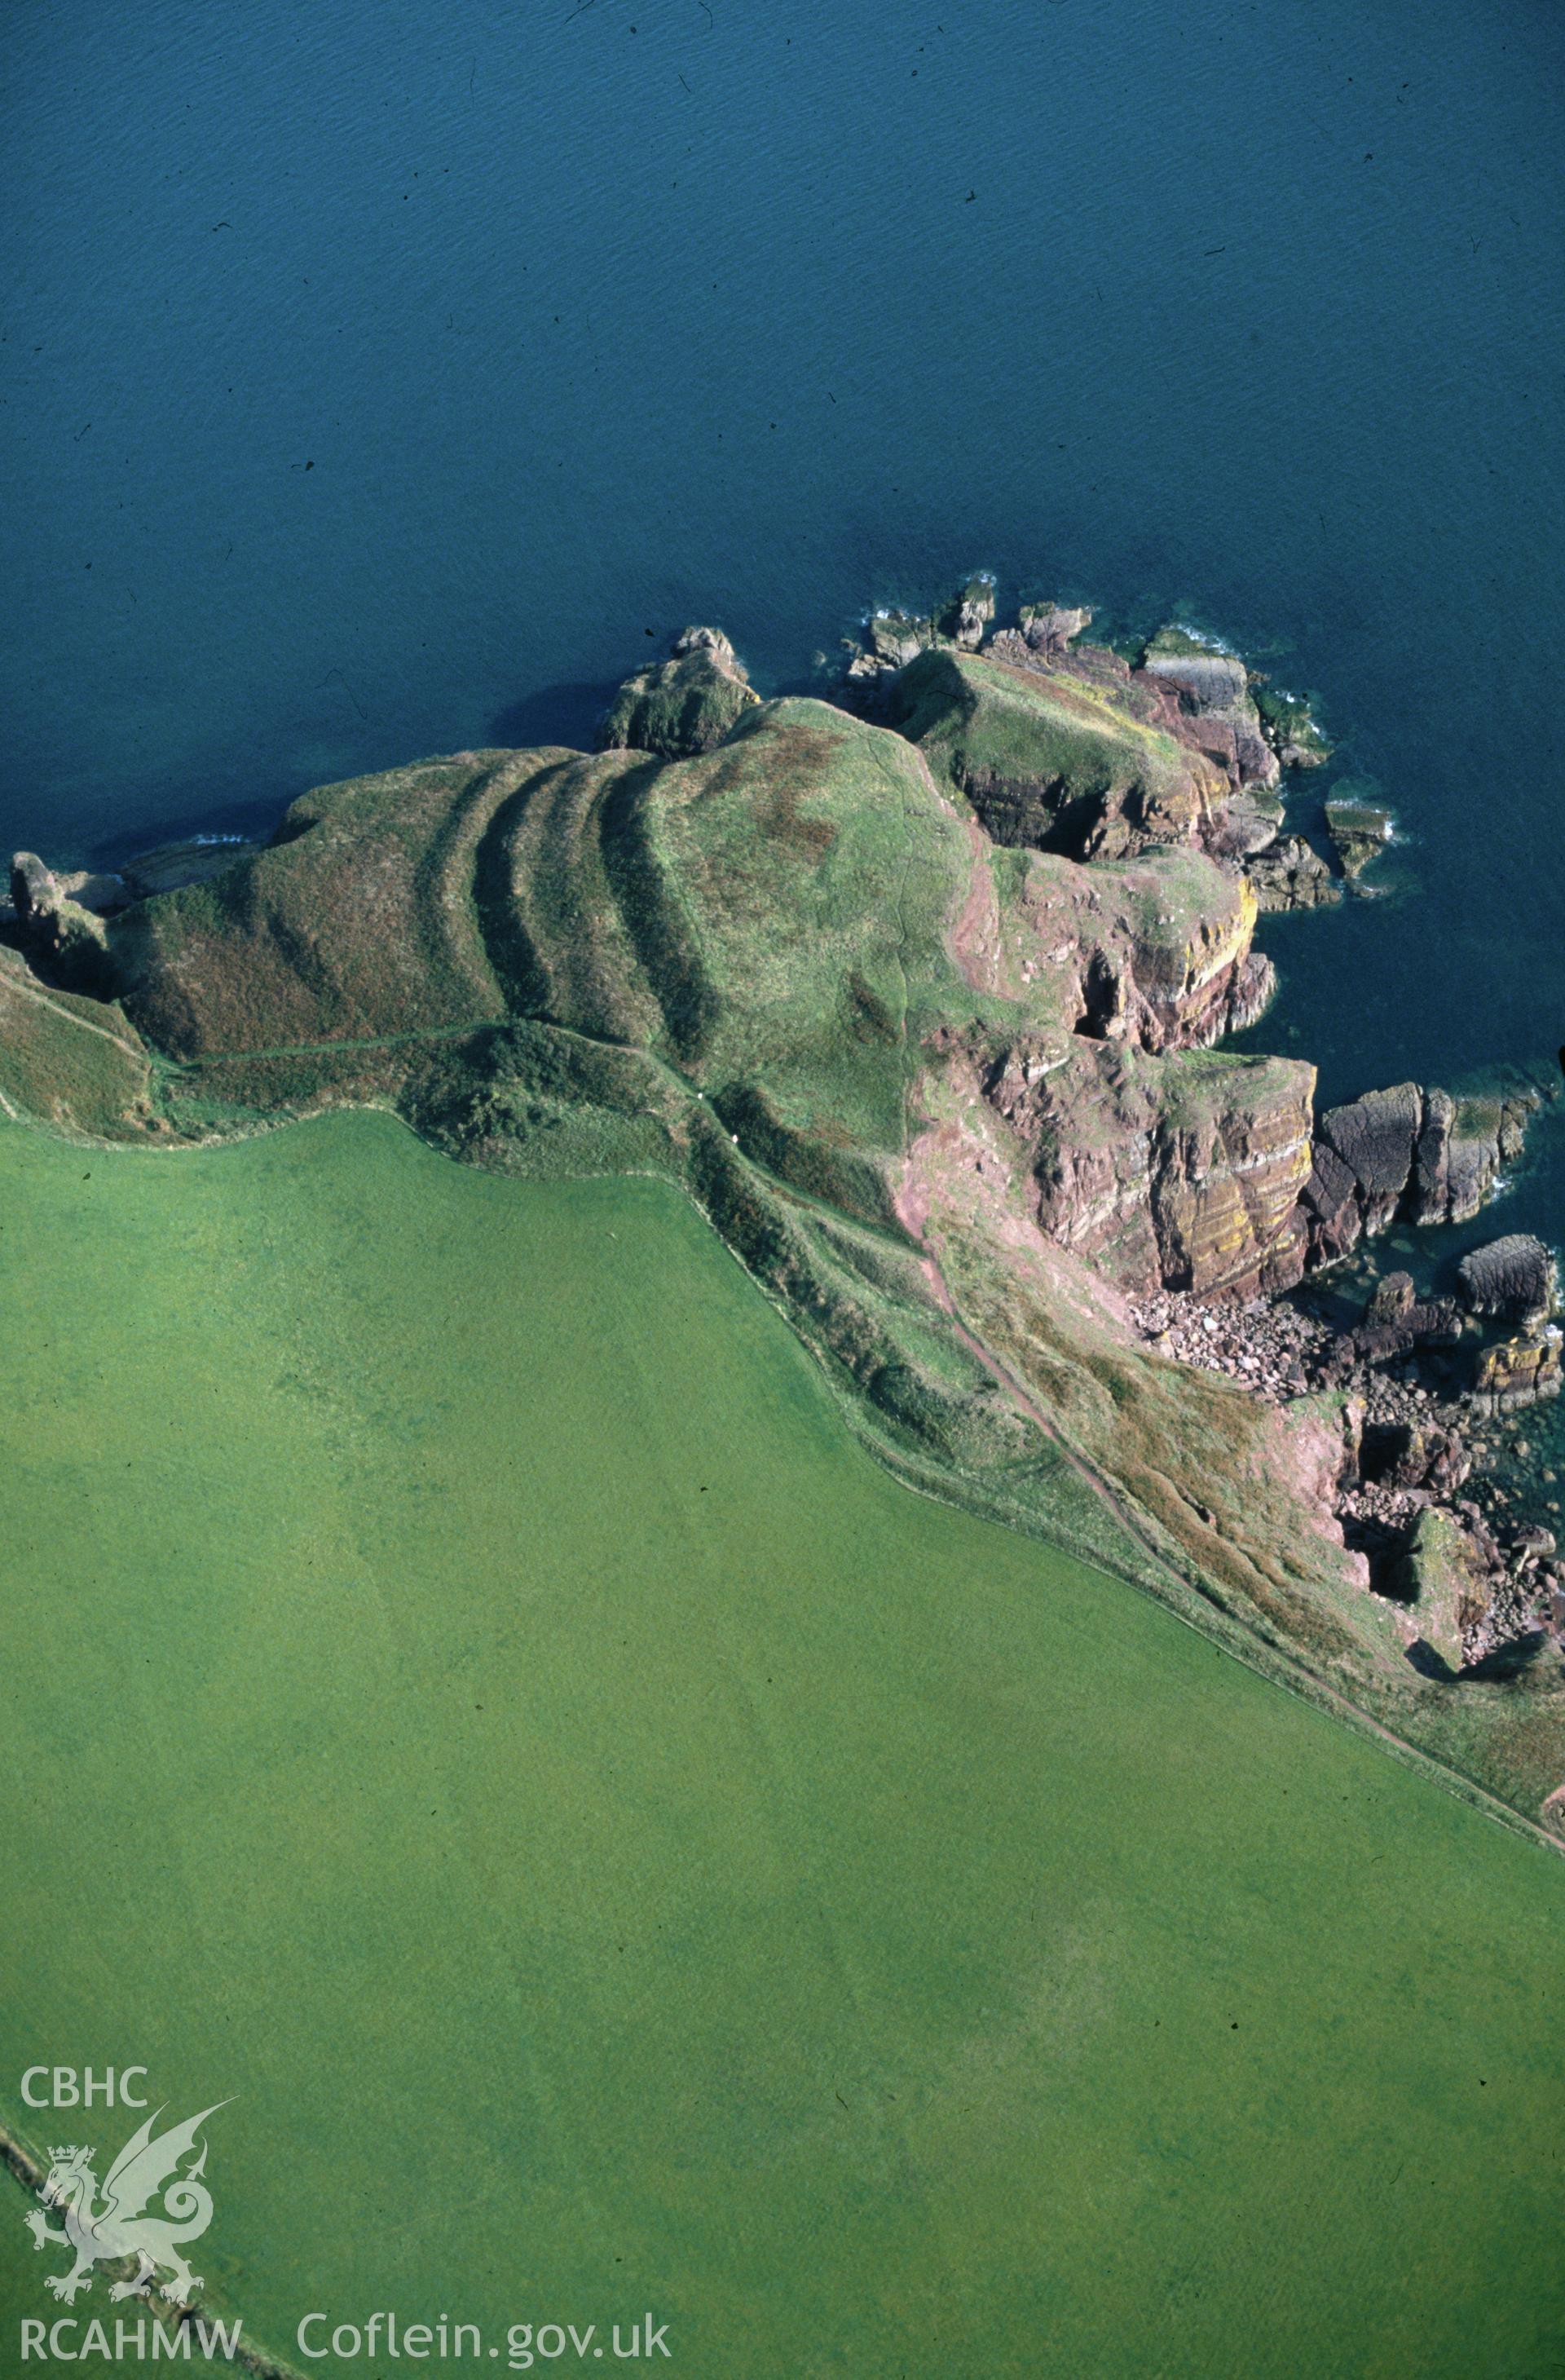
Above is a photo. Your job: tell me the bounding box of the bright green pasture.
[1,1111,1561,2378]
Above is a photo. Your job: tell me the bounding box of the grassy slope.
[645,702,972,1154]
[0,1109,1561,2378]
[0,946,152,1136]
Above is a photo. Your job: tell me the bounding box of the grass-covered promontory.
[884,643,1227,855]
[4,673,1563,1830]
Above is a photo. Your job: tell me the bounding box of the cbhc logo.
[20,2067,148,2108]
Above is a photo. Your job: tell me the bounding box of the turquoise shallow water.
[2,0,1562,1168]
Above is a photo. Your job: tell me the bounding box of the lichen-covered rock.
[1324,790,1392,878]
[1021,1041,1313,1298]
[1245,836,1340,911]
[1470,1328,1563,1416]
[597,625,760,757]
[1017,601,1092,653]
[1458,1234,1556,1322]
[937,575,996,649]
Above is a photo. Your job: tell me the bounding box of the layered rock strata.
[1017,1044,1312,1299]
[1458,1234,1556,1323]
[1471,1331,1563,1418]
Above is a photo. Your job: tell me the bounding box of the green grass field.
[2,1110,1562,2378]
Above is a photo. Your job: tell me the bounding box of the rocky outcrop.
[846,589,1338,877]
[844,581,1330,845]
[1457,1234,1555,1322]
[888,644,1232,863]
[1138,631,1280,793]
[1065,861,1271,1053]
[1367,1270,1416,1327]
[9,850,117,994]
[1301,1081,1538,1261]
[1324,789,1392,878]
[1317,1294,1463,1378]
[1390,1507,1493,1673]
[1470,1329,1563,1417]
[1252,684,1331,770]
[844,578,997,682]
[853,608,933,673]
[1130,1258,1565,1676]
[1016,601,1092,654]
[971,836,1311,1300]
[1207,789,1285,859]
[1318,1082,1424,1236]
[1361,1417,1471,1495]
[1081,928,1276,1057]
[1016,1042,1313,1299]
[972,843,1276,1062]
[10,851,56,917]
[1299,1141,1365,1261]
[1245,835,1340,912]
[8,853,126,918]
[597,625,760,757]
[937,575,996,649]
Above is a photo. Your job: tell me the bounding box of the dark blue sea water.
[3,0,1563,1208]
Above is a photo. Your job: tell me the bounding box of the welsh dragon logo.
[25,2103,229,2307]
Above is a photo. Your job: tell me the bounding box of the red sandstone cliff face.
[961,843,1274,1054]
[1000,1041,1314,1300]
[956,837,1310,1300]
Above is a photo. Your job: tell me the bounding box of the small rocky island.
[2,581,1560,1839]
